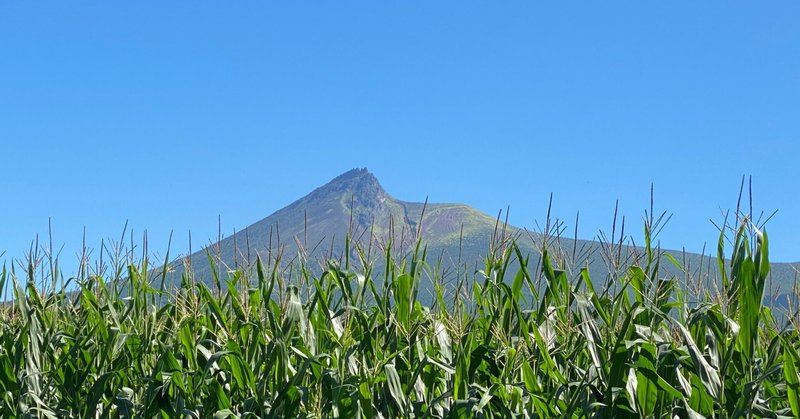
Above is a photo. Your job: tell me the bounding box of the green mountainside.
[168,168,798,302]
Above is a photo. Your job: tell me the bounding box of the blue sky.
[1,2,798,276]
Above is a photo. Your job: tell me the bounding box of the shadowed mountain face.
[169,168,799,302]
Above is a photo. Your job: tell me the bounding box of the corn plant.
[0,214,797,418]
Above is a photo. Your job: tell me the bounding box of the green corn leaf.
[385,363,407,414]
[197,282,228,332]
[674,319,721,401]
[634,342,680,416]
[394,273,413,330]
[581,267,610,327]
[628,266,646,305]
[784,340,800,417]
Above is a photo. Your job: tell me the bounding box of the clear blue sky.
[1,2,798,278]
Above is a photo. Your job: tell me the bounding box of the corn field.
[0,215,799,418]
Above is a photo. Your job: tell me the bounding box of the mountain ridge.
[168,168,799,300]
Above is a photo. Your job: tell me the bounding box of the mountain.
[170,168,503,282]
[167,168,799,301]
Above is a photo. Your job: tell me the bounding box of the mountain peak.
[336,167,370,177]
[330,167,375,183]
[317,168,386,199]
